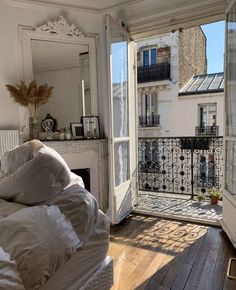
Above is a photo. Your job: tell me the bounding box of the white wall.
[172,93,224,136]
[0,2,22,129]
[158,101,172,136]
[0,1,110,135]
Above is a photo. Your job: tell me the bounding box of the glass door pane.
[226,4,236,136]
[226,1,236,195]
[114,141,130,186]
[110,20,130,189]
[111,29,129,138]
[106,15,137,223]
[151,48,157,64]
[143,50,149,66]
[225,141,236,194]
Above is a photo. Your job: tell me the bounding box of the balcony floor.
[134,191,222,226]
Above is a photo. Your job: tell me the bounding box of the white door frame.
[106,14,137,224]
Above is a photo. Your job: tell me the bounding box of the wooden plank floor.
[108,214,236,290]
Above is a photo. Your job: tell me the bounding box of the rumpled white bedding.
[41,209,110,290]
[0,246,25,290]
[0,199,26,218]
[43,183,98,245]
[0,204,81,290]
[0,140,110,290]
[0,184,104,290]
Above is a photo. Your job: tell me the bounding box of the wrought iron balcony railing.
[195,126,219,136]
[138,63,171,83]
[139,115,160,127]
[138,136,223,197]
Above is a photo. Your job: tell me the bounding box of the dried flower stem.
[5,80,53,118]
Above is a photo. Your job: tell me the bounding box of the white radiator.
[0,130,19,159]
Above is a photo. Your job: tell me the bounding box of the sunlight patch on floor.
[109,215,209,290]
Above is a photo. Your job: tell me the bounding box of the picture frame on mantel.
[70,123,84,139]
[81,116,100,139]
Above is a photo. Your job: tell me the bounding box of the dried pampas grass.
[5,80,53,118]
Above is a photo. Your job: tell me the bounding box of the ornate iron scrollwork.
[138,136,223,196]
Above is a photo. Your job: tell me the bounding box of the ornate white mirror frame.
[18,16,98,137]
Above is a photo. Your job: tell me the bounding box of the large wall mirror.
[20,16,98,131]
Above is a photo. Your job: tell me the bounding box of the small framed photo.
[70,123,84,139]
[81,116,100,139]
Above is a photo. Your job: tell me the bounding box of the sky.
[201,21,225,74]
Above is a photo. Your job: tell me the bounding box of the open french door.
[221,0,236,248]
[106,15,137,224]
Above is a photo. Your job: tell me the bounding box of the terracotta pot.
[211,196,218,205]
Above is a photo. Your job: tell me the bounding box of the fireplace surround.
[43,139,108,211]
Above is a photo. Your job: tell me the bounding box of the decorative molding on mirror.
[35,16,83,38]
[18,16,99,140]
[18,16,98,83]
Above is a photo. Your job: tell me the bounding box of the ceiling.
[12,0,227,39]
[124,0,227,39]
[13,0,146,12]
[12,0,227,14]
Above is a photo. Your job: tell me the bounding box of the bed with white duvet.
[0,140,113,290]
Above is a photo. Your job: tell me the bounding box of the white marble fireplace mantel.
[43,139,108,211]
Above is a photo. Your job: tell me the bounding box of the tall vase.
[29,116,39,140]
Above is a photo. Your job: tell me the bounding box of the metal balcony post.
[191,138,194,198]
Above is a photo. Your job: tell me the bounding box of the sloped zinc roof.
[178,72,224,96]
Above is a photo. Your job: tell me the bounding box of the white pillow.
[0,247,25,290]
[0,140,44,176]
[0,143,71,205]
[0,205,81,290]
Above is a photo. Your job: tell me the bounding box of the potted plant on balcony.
[196,192,206,202]
[209,188,222,205]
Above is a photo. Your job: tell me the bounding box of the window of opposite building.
[141,93,158,117]
[143,48,157,66]
[139,93,159,127]
[139,46,171,67]
[199,103,217,127]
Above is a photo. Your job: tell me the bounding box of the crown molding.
[128,0,226,39]
[4,0,100,13]
[4,0,226,39]
[5,0,146,13]
[128,0,226,26]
